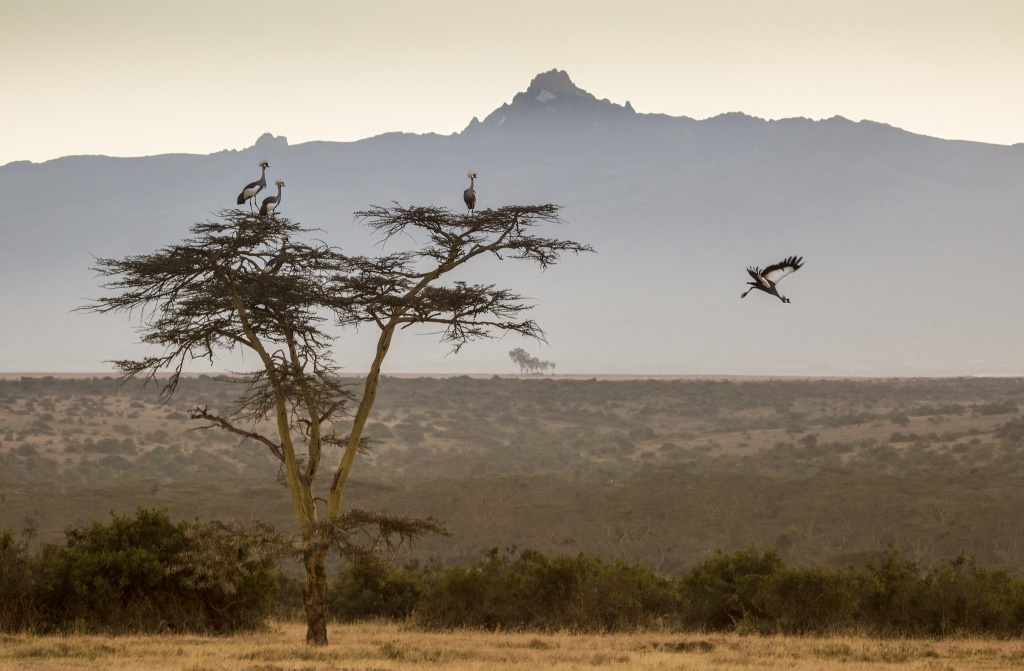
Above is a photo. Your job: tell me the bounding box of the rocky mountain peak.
[525,69,595,103]
[466,69,636,134]
[254,133,288,149]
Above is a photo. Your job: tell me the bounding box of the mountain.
[466,68,638,133]
[2,69,1023,376]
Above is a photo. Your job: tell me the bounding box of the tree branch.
[189,405,285,463]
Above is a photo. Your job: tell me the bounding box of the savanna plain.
[3,374,1024,669]
[4,621,1024,671]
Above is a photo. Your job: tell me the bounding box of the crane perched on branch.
[236,160,269,212]
[463,171,477,214]
[83,202,591,646]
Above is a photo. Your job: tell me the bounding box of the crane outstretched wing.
[760,256,803,284]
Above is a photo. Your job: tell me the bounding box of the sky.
[3,0,1024,168]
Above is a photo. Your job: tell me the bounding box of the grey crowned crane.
[463,172,477,214]
[741,256,804,303]
[259,179,284,217]
[237,161,269,212]
[261,234,289,275]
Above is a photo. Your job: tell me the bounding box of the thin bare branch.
[190,405,285,462]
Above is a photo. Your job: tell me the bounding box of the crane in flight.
[741,256,804,303]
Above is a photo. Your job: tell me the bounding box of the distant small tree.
[509,347,533,373]
[85,204,590,645]
[508,347,555,375]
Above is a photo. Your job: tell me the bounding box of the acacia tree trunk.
[303,549,329,645]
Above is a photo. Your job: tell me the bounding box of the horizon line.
[2,371,1021,382]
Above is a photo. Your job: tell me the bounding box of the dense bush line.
[0,508,277,634]
[328,547,1024,636]
[6,508,1024,638]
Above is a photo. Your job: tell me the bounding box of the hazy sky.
[3,0,1023,167]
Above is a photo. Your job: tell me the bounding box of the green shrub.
[413,547,677,632]
[911,554,1024,635]
[753,565,858,633]
[854,550,930,634]
[678,548,783,630]
[2,508,277,634]
[0,529,36,631]
[975,400,1018,416]
[329,557,427,622]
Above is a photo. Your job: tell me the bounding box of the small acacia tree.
[508,347,555,375]
[86,203,590,644]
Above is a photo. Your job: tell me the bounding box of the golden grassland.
[3,622,1024,671]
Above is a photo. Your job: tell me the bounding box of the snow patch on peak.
[528,69,581,97]
[535,89,556,103]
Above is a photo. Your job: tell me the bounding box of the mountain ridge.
[7,69,1018,169]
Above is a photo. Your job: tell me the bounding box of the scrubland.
[2,375,1023,570]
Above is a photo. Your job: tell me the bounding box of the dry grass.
[3,622,1024,671]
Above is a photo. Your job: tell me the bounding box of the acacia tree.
[85,204,590,645]
[508,347,555,374]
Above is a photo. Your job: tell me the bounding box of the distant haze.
[2,70,1022,376]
